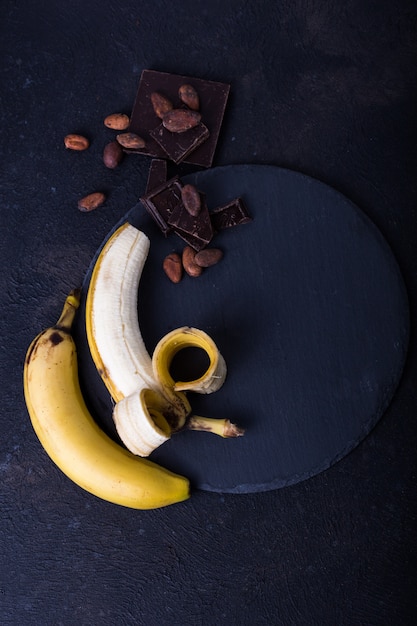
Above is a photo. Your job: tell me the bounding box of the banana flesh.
[86,223,156,400]
[85,222,192,454]
[85,222,237,458]
[113,389,171,457]
[23,290,190,509]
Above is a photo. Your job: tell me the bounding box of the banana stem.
[55,289,81,332]
[187,415,245,438]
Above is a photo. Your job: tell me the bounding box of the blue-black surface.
[1,1,416,625]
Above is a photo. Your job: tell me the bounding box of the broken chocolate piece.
[150,122,209,164]
[210,197,252,231]
[168,196,213,251]
[128,69,230,167]
[140,176,183,235]
[170,228,207,252]
[145,159,167,194]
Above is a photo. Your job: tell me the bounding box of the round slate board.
[74,164,409,493]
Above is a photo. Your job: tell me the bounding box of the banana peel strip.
[152,326,227,394]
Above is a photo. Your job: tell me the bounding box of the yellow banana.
[85,222,239,457]
[23,290,190,509]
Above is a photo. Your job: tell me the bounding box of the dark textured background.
[1,1,416,624]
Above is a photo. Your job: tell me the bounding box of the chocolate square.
[168,196,214,251]
[140,176,183,235]
[210,197,252,231]
[129,69,230,168]
[149,121,209,164]
[145,159,167,194]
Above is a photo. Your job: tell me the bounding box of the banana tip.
[187,416,245,438]
[223,421,245,438]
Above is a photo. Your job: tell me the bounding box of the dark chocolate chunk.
[129,69,230,168]
[145,159,167,194]
[168,196,213,251]
[149,122,209,164]
[140,176,183,235]
[172,229,206,252]
[210,197,252,231]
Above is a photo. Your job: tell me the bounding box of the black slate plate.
[74,164,409,493]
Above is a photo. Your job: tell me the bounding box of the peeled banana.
[23,290,190,509]
[85,223,156,400]
[85,222,240,458]
[85,223,192,445]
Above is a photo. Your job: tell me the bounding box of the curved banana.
[85,223,192,431]
[86,223,156,400]
[23,290,190,509]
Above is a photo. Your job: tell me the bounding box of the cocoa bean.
[64,134,89,151]
[181,184,201,217]
[103,141,123,168]
[150,92,173,119]
[182,246,203,277]
[163,252,183,283]
[178,84,200,111]
[194,248,223,268]
[162,109,201,133]
[116,132,146,150]
[78,192,106,212]
[104,113,130,130]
